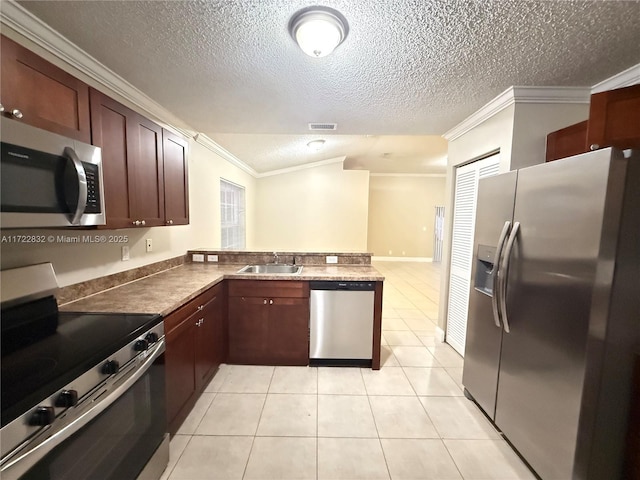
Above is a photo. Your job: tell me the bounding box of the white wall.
[0,140,256,287]
[367,175,446,258]
[253,162,370,252]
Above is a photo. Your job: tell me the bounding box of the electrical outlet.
[207,254,219,262]
[326,255,338,264]
[146,239,153,252]
[192,254,205,262]
[121,246,130,261]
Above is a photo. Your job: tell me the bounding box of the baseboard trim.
[435,326,446,343]
[372,256,433,262]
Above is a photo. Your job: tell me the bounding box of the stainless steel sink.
[237,264,303,275]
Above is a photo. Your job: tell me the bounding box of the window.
[220,179,245,249]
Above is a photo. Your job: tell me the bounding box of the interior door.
[446,154,500,355]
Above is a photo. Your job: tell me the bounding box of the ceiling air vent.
[308,123,337,131]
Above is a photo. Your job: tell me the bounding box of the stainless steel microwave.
[1,118,106,228]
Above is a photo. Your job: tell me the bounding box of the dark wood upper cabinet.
[546,84,640,162]
[90,88,165,228]
[0,35,91,143]
[130,114,165,227]
[89,89,135,228]
[162,129,189,226]
[587,84,640,151]
[545,120,588,162]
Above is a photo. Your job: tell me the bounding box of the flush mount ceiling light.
[307,139,326,151]
[289,6,349,58]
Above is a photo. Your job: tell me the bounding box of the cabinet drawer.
[228,280,309,298]
[165,283,223,334]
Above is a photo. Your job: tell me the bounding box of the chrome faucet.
[273,252,279,264]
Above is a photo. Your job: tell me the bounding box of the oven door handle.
[0,339,165,480]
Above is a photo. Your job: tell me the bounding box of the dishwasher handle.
[309,281,375,291]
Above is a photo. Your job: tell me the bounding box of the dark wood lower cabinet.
[267,298,309,365]
[227,280,310,366]
[165,283,226,433]
[165,313,196,429]
[228,296,269,364]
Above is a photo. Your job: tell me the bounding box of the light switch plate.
[326,255,338,264]
[121,246,130,261]
[146,239,153,252]
[192,253,205,262]
[207,254,219,262]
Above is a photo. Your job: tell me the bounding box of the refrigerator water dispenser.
[474,244,496,296]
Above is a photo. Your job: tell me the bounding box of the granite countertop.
[60,263,384,316]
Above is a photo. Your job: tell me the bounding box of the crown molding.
[193,134,258,177]
[443,86,591,141]
[370,173,446,178]
[591,63,640,94]
[256,156,346,178]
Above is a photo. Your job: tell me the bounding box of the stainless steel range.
[0,263,168,480]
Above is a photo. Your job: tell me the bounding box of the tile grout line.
[240,366,276,480]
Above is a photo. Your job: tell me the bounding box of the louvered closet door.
[446,154,500,355]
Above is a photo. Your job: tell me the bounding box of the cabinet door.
[228,296,268,364]
[0,35,91,143]
[130,114,164,227]
[89,88,135,228]
[165,315,196,429]
[587,84,640,150]
[162,129,189,226]
[195,293,221,389]
[267,298,309,366]
[545,120,588,162]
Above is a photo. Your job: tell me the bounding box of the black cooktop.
[1,308,162,427]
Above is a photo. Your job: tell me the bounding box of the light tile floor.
[161,261,535,480]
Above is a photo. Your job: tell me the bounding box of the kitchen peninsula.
[59,250,384,433]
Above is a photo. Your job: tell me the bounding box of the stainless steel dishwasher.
[309,281,375,366]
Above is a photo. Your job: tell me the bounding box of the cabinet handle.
[197,305,203,311]
[0,103,4,113]
[141,220,146,226]
[269,299,274,305]
[10,108,23,119]
[133,220,141,226]
[590,144,599,151]
[167,219,174,225]
[263,299,267,304]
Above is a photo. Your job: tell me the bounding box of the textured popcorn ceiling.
[17,0,640,173]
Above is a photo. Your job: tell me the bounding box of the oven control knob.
[30,406,55,426]
[102,360,120,375]
[55,390,79,408]
[145,332,159,344]
[134,339,149,351]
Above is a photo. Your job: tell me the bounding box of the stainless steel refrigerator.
[462,147,639,479]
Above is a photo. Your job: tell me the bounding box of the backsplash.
[186,250,372,265]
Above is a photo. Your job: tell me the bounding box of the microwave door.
[62,147,87,225]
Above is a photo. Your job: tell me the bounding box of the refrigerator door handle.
[499,221,520,333]
[491,221,511,328]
